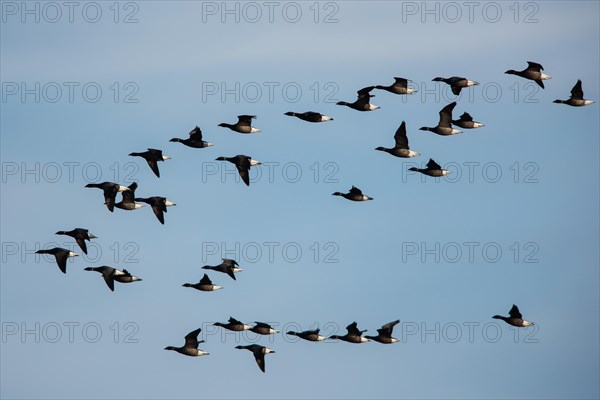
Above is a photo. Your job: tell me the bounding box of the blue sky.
[1,1,599,399]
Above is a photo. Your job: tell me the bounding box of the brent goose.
[235,344,275,373]
[35,248,77,274]
[505,61,551,89]
[284,111,333,123]
[554,80,594,106]
[84,266,142,291]
[286,328,326,342]
[215,155,261,186]
[365,320,400,344]
[332,186,373,201]
[452,112,484,129]
[409,158,449,177]
[114,182,143,211]
[493,305,535,327]
[375,121,421,158]
[182,273,223,291]
[85,181,130,212]
[202,259,242,280]
[55,228,97,255]
[213,317,251,331]
[170,126,214,148]
[375,77,417,95]
[134,196,176,224]
[164,328,209,357]
[218,115,260,134]
[250,322,280,335]
[129,148,171,178]
[419,102,462,135]
[328,321,370,343]
[336,86,379,111]
[432,76,479,95]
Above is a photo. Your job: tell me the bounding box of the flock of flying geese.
[34,61,593,372]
